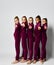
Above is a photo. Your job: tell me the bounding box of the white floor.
[0,53,54,65]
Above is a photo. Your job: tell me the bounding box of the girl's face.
[28,18,33,24]
[35,18,40,23]
[22,17,26,23]
[14,18,19,24]
[42,19,46,25]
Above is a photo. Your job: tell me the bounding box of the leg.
[33,38,40,63]
[41,39,47,60]
[15,38,20,60]
[26,32,29,60]
[12,38,20,64]
[29,37,33,60]
[43,40,46,59]
[34,39,40,60]
[38,47,40,59]
[40,37,47,64]
[27,37,33,64]
[22,37,27,60]
[21,35,27,63]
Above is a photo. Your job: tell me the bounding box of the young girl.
[20,16,28,63]
[27,17,34,64]
[40,18,47,63]
[33,15,41,63]
[12,16,21,64]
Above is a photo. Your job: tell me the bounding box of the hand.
[21,23,25,27]
[15,25,17,28]
[29,26,32,29]
[21,24,23,26]
[38,27,41,30]
[44,26,47,29]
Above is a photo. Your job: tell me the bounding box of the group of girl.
[12,15,47,64]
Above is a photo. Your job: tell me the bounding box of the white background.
[0,0,54,65]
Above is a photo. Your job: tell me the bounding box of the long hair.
[14,16,19,21]
[22,16,28,28]
[43,18,48,26]
[28,17,34,24]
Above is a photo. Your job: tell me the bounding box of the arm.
[38,26,41,30]
[29,25,32,29]
[21,23,25,27]
[44,23,47,30]
[38,23,41,30]
[44,25,47,30]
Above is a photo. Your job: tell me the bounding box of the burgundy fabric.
[14,23,21,60]
[28,23,34,60]
[40,23,47,59]
[21,22,28,60]
[34,21,41,60]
